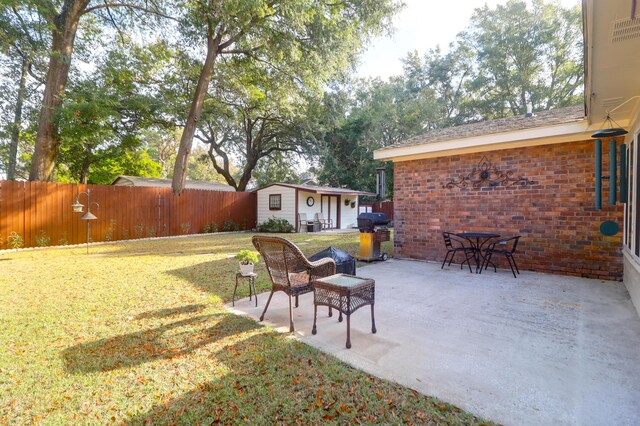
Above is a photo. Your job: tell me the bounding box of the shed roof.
[255,183,375,197]
[111,176,235,192]
[378,105,585,152]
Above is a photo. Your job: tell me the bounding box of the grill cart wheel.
[381,253,388,261]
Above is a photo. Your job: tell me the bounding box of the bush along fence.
[0,181,257,249]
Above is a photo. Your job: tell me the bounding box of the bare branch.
[81,3,177,20]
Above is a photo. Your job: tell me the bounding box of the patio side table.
[312,274,376,349]
[233,272,258,307]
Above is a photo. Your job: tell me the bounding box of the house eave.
[256,183,374,197]
[373,119,624,162]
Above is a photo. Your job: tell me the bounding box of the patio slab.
[226,259,640,425]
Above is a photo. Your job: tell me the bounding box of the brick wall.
[393,139,624,280]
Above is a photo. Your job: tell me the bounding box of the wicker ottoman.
[312,274,376,348]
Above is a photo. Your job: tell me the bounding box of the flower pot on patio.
[239,262,255,276]
[236,249,259,276]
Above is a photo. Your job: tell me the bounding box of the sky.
[356,0,581,80]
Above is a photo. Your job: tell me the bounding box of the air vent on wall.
[611,18,640,43]
[602,97,623,112]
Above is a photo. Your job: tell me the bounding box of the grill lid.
[357,212,390,232]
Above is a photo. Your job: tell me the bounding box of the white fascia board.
[374,120,595,161]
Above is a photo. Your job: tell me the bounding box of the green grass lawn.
[0,231,490,425]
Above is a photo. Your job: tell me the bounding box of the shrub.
[180,223,191,235]
[35,230,51,247]
[133,225,145,239]
[222,220,236,232]
[257,217,294,233]
[104,220,117,241]
[8,232,24,250]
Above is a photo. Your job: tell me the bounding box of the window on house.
[269,194,282,210]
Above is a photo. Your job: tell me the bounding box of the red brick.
[392,140,623,280]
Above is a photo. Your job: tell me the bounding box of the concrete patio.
[226,259,640,425]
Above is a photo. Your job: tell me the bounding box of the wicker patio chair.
[315,212,333,230]
[480,236,521,278]
[441,232,475,273]
[252,235,336,332]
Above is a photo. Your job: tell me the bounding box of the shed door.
[321,195,339,229]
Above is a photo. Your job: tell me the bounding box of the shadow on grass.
[166,259,272,301]
[124,332,326,425]
[134,304,207,320]
[61,313,260,373]
[124,331,481,425]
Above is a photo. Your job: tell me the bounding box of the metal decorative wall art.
[444,156,535,189]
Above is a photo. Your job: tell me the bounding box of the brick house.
[374,0,640,315]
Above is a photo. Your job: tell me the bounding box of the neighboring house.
[255,183,373,231]
[111,176,235,192]
[374,0,640,314]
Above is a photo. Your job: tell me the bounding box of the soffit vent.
[611,18,640,43]
[602,97,624,112]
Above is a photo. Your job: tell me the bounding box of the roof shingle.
[378,105,586,151]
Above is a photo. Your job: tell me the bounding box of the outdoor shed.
[255,183,373,231]
[111,175,235,192]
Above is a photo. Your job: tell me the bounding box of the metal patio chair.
[252,235,336,332]
[298,213,309,232]
[480,236,521,278]
[315,212,333,230]
[441,232,475,273]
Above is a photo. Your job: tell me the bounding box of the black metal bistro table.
[455,232,500,273]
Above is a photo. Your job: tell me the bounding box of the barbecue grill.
[356,212,390,262]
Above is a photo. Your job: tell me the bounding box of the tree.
[54,44,169,183]
[195,59,319,191]
[22,0,172,182]
[315,0,583,197]
[315,82,409,196]
[462,0,583,118]
[0,3,48,179]
[171,0,401,194]
[252,151,300,188]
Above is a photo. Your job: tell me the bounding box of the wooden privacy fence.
[0,181,257,249]
[372,201,394,220]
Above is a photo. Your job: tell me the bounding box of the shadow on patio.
[227,259,640,425]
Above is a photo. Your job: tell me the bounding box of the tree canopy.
[0,0,584,197]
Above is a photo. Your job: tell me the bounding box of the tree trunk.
[171,33,221,194]
[8,57,29,181]
[29,1,88,181]
[79,146,92,183]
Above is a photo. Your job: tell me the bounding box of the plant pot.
[239,262,254,276]
[350,202,356,208]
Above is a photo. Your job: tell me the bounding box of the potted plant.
[350,201,356,208]
[236,249,259,276]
